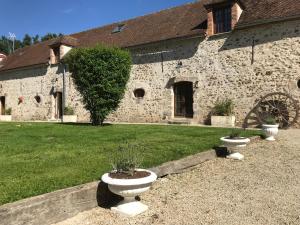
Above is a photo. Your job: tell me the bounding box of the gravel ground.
[54,130,300,225]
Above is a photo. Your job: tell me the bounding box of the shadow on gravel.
[214,146,229,158]
[96,182,122,209]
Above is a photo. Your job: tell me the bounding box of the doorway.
[55,92,63,119]
[174,82,194,118]
[0,96,5,115]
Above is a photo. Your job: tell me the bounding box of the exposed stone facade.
[0,19,299,125]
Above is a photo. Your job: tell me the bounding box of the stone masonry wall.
[0,19,299,125]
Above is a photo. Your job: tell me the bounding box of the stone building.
[0,0,299,125]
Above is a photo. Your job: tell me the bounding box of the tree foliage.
[65,45,132,126]
[0,33,63,54]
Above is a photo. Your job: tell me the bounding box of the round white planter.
[220,137,250,148]
[220,137,250,160]
[101,169,157,217]
[262,124,279,141]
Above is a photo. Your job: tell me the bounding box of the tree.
[0,36,10,54]
[41,33,63,42]
[65,45,132,126]
[22,34,32,46]
[32,35,40,44]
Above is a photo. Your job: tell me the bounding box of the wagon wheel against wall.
[243,92,299,129]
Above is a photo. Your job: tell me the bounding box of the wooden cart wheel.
[243,92,299,129]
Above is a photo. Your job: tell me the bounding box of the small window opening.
[134,89,145,98]
[213,6,232,34]
[35,95,41,104]
[297,80,300,89]
[112,24,125,33]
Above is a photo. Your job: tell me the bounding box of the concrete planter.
[0,115,12,121]
[101,169,157,217]
[262,124,279,141]
[211,116,235,127]
[220,137,250,160]
[220,137,250,148]
[62,115,77,123]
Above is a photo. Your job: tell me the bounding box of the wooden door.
[55,92,63,119]
[174,82,193,118]
[0,96,5,115]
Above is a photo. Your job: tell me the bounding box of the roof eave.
[0,62,49,73]
[124,32,206,49]
[236,14,300,30]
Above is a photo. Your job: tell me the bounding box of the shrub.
[110,141,143,176]
[5,108,11,115]
[212,99,234,116]
[65,45,131,126]
[228,129,242,139]
[64,106,74,115]
[263,115,277,125]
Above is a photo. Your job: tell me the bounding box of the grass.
[0,123,260,205]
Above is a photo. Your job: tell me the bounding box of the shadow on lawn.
[60,122,113,127]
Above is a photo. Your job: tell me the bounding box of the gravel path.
[54,130,300,225]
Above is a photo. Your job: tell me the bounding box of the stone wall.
[110,18,300,125]
[0,18,299,125]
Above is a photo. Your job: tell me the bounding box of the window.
[134,89,145,98]
[112,24,125,34]
[297,80,300,89]
[213,6,232,34]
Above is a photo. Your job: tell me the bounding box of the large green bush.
[65,45,131,125]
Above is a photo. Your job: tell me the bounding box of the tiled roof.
[1,0,300,72]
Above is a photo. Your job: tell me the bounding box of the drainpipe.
[62,63,66,119]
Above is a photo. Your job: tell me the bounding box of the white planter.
[101,169,157,217]
[220,137,250,160]
[62,115,77,123]
[220,137,250,148]
[211,116,235,127]
[262,124,279,141]
[0,115,12,121]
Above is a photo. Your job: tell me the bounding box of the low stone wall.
[0,150,217,225]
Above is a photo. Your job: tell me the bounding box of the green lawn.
[0,123,260,205]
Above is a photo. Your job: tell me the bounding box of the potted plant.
[101,142,157,217]
[211,99,235,127]
[0,108,12,121]
[62,106,77,123]
[262,115,279,141]
[220,130,250,160]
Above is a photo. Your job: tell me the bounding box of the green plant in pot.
[62,106,77,123]
[5,108,12,115]
[212,99,234,116]
[63,106,74,115]
[262,115,279,141]
[211,99,235,127]
[101,141,157,217]
[220,129,250,160]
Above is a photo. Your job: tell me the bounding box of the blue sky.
[0,0,193,39]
